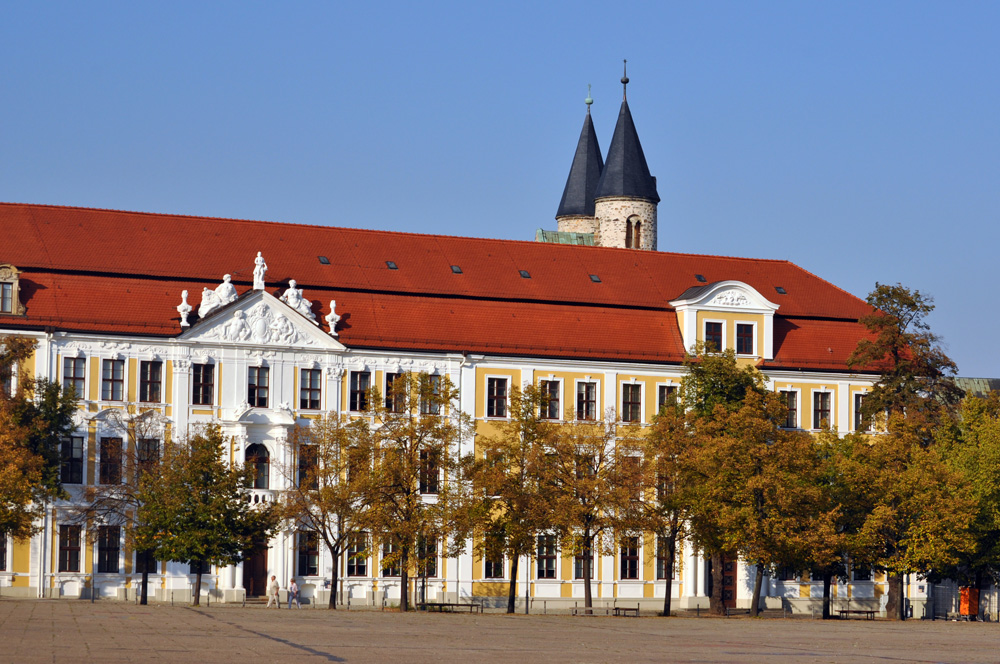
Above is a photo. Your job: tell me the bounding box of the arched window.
[246,444,270,489]
[624,220,633,248]
[634,221,642,249]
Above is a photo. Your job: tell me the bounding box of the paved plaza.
[0,598,996,663]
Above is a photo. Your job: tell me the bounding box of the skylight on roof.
[519,270,530,279]
[589,274,601,283]
[318,256,330,265]
[695,274,706,283]
[386,261,398,270]
[451,265,463,274]
[775,286,787,294]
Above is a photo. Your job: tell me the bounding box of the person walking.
[266,575,280,608]
[288,578,301,609]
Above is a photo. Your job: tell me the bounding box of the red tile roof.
[0,202,876,371]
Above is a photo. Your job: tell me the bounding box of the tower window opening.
[634,220,642,249]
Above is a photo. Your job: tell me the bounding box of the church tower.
[593,63,659,250]
[555,87,604,236]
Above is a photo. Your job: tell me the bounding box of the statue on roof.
[252,252,268,290]
[325,300,341,337]
[215,274,238,306]
[198,287,221,318]
[177,290,192,328]
[280,280,316,321]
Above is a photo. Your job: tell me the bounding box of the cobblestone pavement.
[1,599,997,664]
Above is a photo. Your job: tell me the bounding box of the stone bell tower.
[593,62,659,250]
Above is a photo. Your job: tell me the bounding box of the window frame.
[349,371,371,412]
[735,321,756,356]
[419,374,442,415]
[486,376,508,419]
[138,360,162,403]
[703,319,725,353]
[779,389,799,429]
[621,382,643,423]
[575,380,598,421]
[485,554,505,579]
[854,392,872,432]
[248,366,269,408]
[297,531,320,577]
[61,436,84,485]
[63,357,86,399]
[101,358,125,402]
[812,390,833,430]
[135,549,158,575]
[656,383,678,413]
[99,437,122,485]
[246,443,270,490]
[58,525,81,573]
[620,536,640,580]
[573,547,595,580]
[418,449,439,495]
[0,534,7,572]
[655,536,676,580]
[192,363,214,406]
[300,368,322,410]
[347,533,368,577]
[97,525,121,574]
[384,372,405,413]
[540,379,561,420]
[381,541,400,577]
[536,534,557,579]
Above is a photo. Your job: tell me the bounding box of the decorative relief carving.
[207,303,318,346]
[708,290,751,308]
[173,359,191,371]
[280,280,317,322]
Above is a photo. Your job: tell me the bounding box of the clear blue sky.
[2,2,998,375]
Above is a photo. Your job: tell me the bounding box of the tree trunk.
[192,568,202,607]
[886,572,905,620]
[709,552,725,615]
[750,564,763,617]
[329,543,339,609]
[661,537,675,617]
[822,571,833,620]
[583,535,593,611]
[140,569,149,606]
[400,546,410,611]
[507,555,519,614]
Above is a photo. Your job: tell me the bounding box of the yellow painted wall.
[127,359,137,402]
[474,367,521,420]
[695,310,765,357]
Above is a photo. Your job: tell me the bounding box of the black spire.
[594,96,659,203]
[556,92,604,218]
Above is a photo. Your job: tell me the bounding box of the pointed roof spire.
[594,69,659,203]
[556,89,605,219]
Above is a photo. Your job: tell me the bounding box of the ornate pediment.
[179,291,344,350]
[708,289,751,308]
[669,280,780,360]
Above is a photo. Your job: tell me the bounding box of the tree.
[0,336,75,539]
[544,411,642,611]
[467,384,554,613]
[136,424,279,606]
[76,405,168,605]
[847,282,968,619]
[281,413,373,608]
[364,372,473,611]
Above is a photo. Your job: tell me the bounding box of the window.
[0,266,23,315]
[63,357,86,398]
[541,380,560,419]
[536,535,557,579]
[189,560,207,575]
[101,359,124,401]
[350,371,370,411]
[248,367,269,408]
[852,565,871,581]
[854,393,871,432]
[574,547,594,580]
[97,525,120,573]
[622,383,642,422]
[813,392,831,429]
[656,537,675,580]
[0,282,11,313]
[99,437,122,485]
[780,390,797,429]
[135,550,158,575]
[347,534,368,577]
[777,567,798,581]
[704,322,723,352]
[736,323,754,355]
[346,446,366,485]
[487,377,508,418]
[0,364,10,397]
[139,360,162,403]
[192,363,214,406]
[300,368,321,410]
[58,525,81,572]
[485,554,504,579]
[246,444,269,489]
[138,438,159,475]
[577,382,597,420]
[297,444,317,489]
[417,536,437,578]
[619,456,641,501]
[0,535,7,571]
[298,531,319,577]
[657,385,678,413]
[385,372,405,413]
[420,374,442,415]
[61,436,84,485]
[620,537,640,580]
[419,449,439,494]
[382,541,400,577]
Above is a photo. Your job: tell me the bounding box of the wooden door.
[243,544,268,597]
[721,555,737,609]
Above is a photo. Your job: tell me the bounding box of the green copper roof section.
[535,229,596,246]
[955,377,1000,398]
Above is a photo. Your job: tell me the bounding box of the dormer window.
[0,264,25,315]
[670,281,780,360]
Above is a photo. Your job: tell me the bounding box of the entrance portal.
[242,543,268,597]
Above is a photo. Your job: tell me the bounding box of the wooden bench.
[613,605,640,617]
[418,602,482,614]
[838,609,876,620]
[571,606,611,616]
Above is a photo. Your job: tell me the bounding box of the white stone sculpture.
[280,280,316,321]
[252,252,268,290]
[198,287,221,318]
[204,302,317,346]
[214,274,238,306]
[223,310,251,341]
[177,290,192,327]
[708,289,751,308]
[325,300,341,337]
